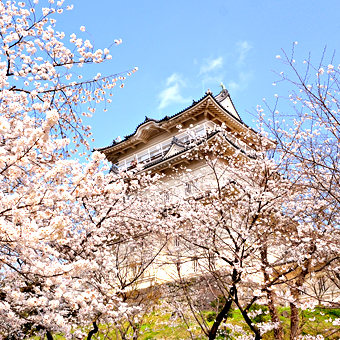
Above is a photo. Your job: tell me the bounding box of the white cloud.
[158,73,190,110]
[227,71,253,94]
[227,81,240,93]
[200,57,223,74]
[165,73,185,87]
[220,41,253,95]
[237,41,252,65]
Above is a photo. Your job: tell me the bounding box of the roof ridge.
[94,93,212,152]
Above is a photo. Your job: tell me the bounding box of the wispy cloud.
[199,57,223,74]
[158,73,190,110]
[227,71,253,93]
[201,74,224,85]
[236,41,252,65]
[224,41,253,94]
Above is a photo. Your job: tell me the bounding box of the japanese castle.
[96,86,257,179]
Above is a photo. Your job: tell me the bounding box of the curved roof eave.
[94,92,257,154]
[94,93,211,153]
[141,131,255,172]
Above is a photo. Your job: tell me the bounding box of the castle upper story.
[95,87,258,173]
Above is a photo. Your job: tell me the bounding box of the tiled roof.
[141,130,255,171]
[142,130,219,170]
[95,90,256,153]
[94,93,211,152]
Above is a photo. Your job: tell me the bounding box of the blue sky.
[55,0,340,151]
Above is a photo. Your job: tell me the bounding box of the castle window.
[164,191,170,203]
[149,147,162,161]
[185,182,192,195]
[138,152,150,163]
[193,257,199,272]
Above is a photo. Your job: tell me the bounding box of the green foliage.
[318,307,340,318]
[248,303,269,323]
[216,328,233,340]
[206,311,216,322]
[209,295,234,320]
[210,295,226,311]
[274,306,340,340]
[28,306,340,340]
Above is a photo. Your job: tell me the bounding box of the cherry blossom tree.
[2,3,340,339]
[0,0,136,153]
[157,132,295,340]
[0,1,164,339]
[257,45,340,339]
[160,124,340,340]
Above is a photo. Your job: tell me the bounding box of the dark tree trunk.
[208,269,239,340]
[234,288,262,340]
[208,297,233,340]
[46,331,54,340]
[239,308,262,340]
[87,321,99,340]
